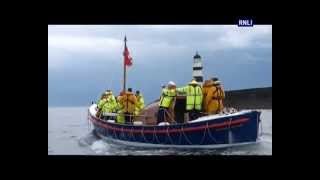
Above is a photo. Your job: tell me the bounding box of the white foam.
[259,136,272,143]
[134,121,143,125]
[91,140,108,154]
[158,122,170,126]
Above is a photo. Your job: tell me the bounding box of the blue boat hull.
[88,105,261,148]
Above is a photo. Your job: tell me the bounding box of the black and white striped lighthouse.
[192,52,203,84]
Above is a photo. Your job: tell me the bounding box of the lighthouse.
[192,52,203,84]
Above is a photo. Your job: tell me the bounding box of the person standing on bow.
[96,91,109,117]
[176,79,203,121]
[101,90,117,120]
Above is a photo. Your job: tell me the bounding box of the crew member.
[134,90,145,116]
[157,81,177,124]
[176,79,203,121]
[117,88,138,124]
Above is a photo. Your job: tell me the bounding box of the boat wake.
[259,135,272,143]
[78,133,270,155]
[90,140,114,154]
[78,130,101,147]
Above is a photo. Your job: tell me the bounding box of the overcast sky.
[48,25,272,107]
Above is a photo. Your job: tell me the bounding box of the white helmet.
[168,81,176,86]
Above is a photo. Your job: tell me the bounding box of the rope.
[102,124,106,135]
[113,127,118,139]
[154,127,161,144]
[199,123,208,145]
[141,127,149,143]
[120,127,125,140]
[161,129,169,144]
[105,127,109,136]
[152,127,159,144]
[177,127,183,145]
[128,126,132,141]
[130,126,135,141]
[181,126,193,145]
[150,128,155,142]
[105,123,109,135]
[166,127,174,145]
[206,122,218,144]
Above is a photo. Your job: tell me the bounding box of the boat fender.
[107,120,115,123]
[158,122,170,126]
[134,121,143,125]
[103,112,118,116]
[230,107,238,113]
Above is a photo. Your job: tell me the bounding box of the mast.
[123,36,127,92]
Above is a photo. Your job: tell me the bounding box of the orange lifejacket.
[202,81,225,114]
[118,92,138,113]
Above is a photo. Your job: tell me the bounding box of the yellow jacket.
[118,92,138,114]
[202,80,225,114]
[216,85,225,111]
[101,95,117,113]
[135,94,145,115]
[136,94,145,110]
[176,85,202,111]
[159,88,176,108]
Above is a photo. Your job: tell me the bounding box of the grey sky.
[48,25,272,107]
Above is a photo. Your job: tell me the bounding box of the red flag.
[123,46,133,66]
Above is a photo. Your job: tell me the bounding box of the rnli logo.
[238,19,254,27]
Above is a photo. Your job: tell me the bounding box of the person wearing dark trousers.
[188,109,200,120]
[124,112,132,124]
[176,79,203,121]
[157,107,168,124]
